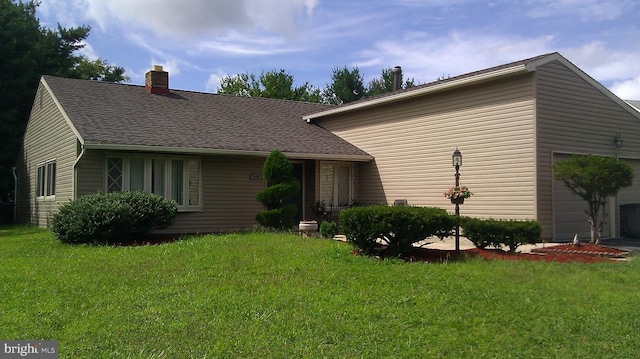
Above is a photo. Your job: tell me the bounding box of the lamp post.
[452,148,462,251]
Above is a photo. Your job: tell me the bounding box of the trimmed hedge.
[340,205,454,257]
[319,221,339,239]
[49,191,177,244]
[461,217,542,252]
[256,150,300,230]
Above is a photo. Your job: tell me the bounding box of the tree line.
[217,66,416,105]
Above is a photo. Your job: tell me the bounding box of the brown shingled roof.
[43,75,371,160]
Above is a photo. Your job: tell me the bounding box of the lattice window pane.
[107,158,123,192]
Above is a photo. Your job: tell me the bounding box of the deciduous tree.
[218,69,321,102]
[553,155,634,244]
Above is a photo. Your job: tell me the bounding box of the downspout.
[72,145,85,200]
[12,166,17,222]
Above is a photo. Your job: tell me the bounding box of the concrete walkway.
[334,235,640,254]
[419,236,640,253]
[417,237,563,253]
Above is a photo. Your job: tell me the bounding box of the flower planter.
[299,221,318,233]
[450,197,465,205]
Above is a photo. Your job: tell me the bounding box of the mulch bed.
[397,244,630,263]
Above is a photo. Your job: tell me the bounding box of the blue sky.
[36,0,640,99]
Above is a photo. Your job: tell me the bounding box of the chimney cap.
[152,65,164,72]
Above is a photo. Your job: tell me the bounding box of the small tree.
[554,155,633,244]
[256,150,300,230]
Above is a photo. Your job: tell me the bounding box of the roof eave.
[82,143,374,162]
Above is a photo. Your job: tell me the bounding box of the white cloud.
[205,71,228,92]
[356,30,555,83]
[44,0,318,40]
[525,0,636,21]
[78,41,98,60]
[611,76,640,100]
[562,42,639,82]
[150,59,180,76]
[192,31,304,56]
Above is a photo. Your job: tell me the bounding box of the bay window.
[107,156,202,210]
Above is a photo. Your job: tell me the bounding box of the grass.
[1,225,640,358]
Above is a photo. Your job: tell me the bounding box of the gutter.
[72,145,86,200]
[82,143,374,162]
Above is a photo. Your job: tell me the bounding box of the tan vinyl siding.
[536,60,640,239]
[75,149,105,196]
[318,74,537,220]
[170,155,266,233]
[77,151,269,233]
[15,81,78,227]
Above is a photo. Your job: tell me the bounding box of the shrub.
[340,205,454,257]
[461,218,542,252]
[319,221,339,239]
[256,150,300,230]
[49,191,177,244]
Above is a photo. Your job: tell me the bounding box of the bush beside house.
[49,191,177,244]
[461,218,542,252]
[340,205,454,257]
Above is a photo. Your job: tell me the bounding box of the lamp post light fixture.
[452,148,462,251]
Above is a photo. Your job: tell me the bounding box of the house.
[15,53,640,240]
[14,65,372,233]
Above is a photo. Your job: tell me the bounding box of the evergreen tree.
[256,150,301,230]
[0,0,127,200]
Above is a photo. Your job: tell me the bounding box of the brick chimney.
[145,65,169,95]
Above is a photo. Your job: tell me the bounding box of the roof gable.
[41,76,372,161]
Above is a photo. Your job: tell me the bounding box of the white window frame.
[36,159,56,201]
[106,155,203,211]
[319,161,354,207]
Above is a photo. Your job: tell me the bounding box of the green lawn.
[1,225,639,358]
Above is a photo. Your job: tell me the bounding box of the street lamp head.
[452,148,462,167]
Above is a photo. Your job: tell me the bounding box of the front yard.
[1,225,639,358]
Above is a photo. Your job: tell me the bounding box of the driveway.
[600,237,640,253]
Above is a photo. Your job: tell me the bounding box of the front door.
[284,163,304,224]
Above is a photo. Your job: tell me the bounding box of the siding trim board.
[40,78,84,144]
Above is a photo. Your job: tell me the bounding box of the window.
[36,160,56,199]
[106,156,202,210]
[320,162,353,206]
